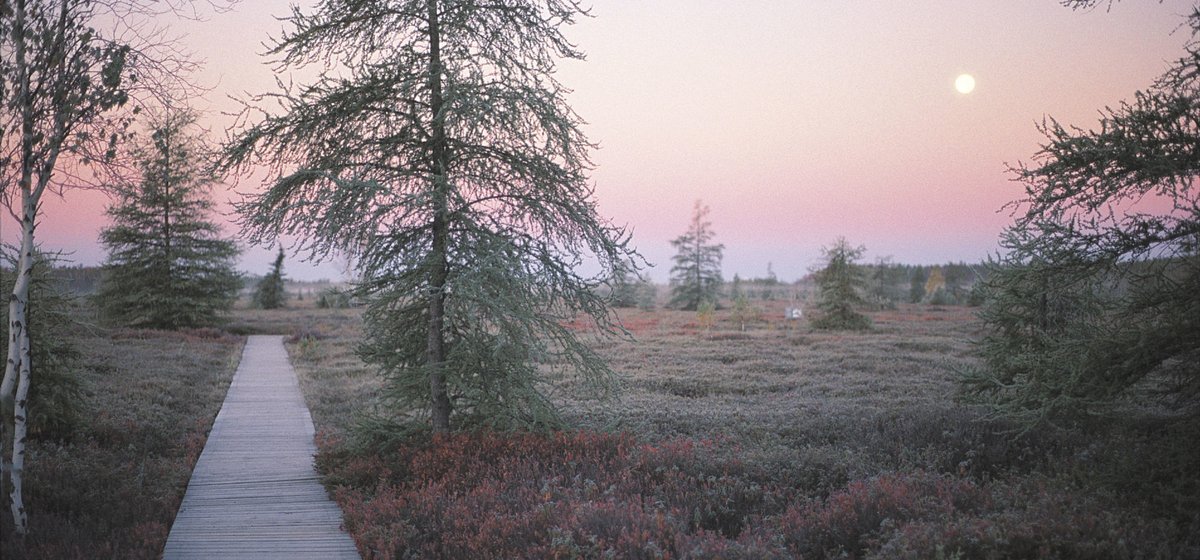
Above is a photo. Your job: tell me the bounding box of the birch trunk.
[1,210,34,535]
[2,0,57,534]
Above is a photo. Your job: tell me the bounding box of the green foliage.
[96,109,242,329]
[909,267,928,303]
[965,10,1200,426]
[225,0,638,432]
[608,262,640,308]
[866,257,905,310]
[0,249,84,442]
[253,247,288,309]
[812,237,872,330]
[316,288,354,309]
[636,278,658,311]
[669,200,724,310]
[696,300,717,330]
[729,294,762,331]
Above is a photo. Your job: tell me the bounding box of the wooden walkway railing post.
[163,335,360,559]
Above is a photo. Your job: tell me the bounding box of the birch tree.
[0,0,135,535]
[668,200,724,310]
[225,0,638,433]
[1,0,217,535]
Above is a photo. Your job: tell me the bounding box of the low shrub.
[778,471,990,558]
[0,330,241,559]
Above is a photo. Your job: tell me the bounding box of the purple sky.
[12,0,1196,281]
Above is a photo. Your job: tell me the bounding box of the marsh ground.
[277,300,1199,559]
[4,297,1194,558]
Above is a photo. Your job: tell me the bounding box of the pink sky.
[9,0,1195,281]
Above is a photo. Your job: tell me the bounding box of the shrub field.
[0,327,242,559]
[288,302,1200,559]
[3,299,1195,558]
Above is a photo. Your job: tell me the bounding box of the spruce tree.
[609,263,640,309]
[97,109,242,329]
[811,237,871,330]
[254,247,288,310]
[669,200,724,310]
[224,0,638,433]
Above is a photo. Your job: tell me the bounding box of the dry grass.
[276,301,1199,558]
[0,327,243,560]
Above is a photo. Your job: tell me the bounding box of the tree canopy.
[811,237,871,331]
[254,247,288,310]
[97,109,241,329]
[965,6,1200,425]
[224,0,638,433]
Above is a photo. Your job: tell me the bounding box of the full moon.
[955,73,976,94]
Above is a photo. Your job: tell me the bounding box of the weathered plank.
[163,335,360,560]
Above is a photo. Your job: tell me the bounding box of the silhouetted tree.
[254,247,288,309]
[965,4,1200,426]
[97,109,241,329]
[225,0,638,433]
[669,200,724,310]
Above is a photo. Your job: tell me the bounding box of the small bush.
[778,471,990,559]
[0,249,86,441]
[317,287,354,309]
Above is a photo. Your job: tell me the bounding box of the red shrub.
[778,471,989,558]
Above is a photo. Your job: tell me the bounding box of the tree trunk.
[2,211,34,536]
[1,0,35,535]
[425,0,452,433]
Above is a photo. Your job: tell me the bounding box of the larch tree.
[668,200,724,310]
[253,246,288,310]
[811,237,871,330]
[224,0,638,433]
[964,3,1200,426]
[96,108,241,329]
[1,0,220,533]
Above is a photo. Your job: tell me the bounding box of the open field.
[3,298,1194,558]
[0,327,243,560]
[281,301,1200,559]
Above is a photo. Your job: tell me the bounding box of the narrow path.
[163,335,360,559]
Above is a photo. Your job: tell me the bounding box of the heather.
[0,327,241,559]
[291,303,1200,559]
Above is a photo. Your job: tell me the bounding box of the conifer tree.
[811,237,871,330]
[669,200,724,310]
[909,266,928,303]
[97,109,242,329]
[965,3,1200,425]
[224,0,638,433]
[254,247,288,310]
[609,264,640,309]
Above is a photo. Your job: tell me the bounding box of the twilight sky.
[12,0,1197,281]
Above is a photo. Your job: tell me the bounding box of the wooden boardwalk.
[163,335,360,559]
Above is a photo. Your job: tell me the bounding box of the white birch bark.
[1,0,58,535]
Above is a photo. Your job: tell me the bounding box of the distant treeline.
[728,261,986,308]
[37,261,985,308]
[49,265,104,296]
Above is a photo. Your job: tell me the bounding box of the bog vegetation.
[283,300,1199,559]
[2,0,1198,556]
